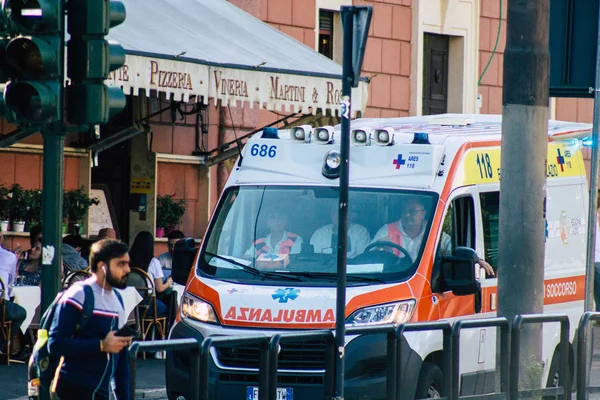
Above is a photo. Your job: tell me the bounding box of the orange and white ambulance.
[166,114,590,400]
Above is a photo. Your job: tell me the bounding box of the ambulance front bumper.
[165,319,422,400]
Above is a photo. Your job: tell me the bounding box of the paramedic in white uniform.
[310,203,370,258]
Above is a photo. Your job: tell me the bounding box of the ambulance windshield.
[199,186,438,286]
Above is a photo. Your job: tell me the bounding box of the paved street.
[0,357,168,400]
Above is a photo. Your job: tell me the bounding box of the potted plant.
[0,185,10,231]
[8,183,27,232]
[64,187,100,234]
[25,189,42,230]
[156,194,187,238]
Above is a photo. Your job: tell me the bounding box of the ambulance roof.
[319,114,592,141]
[234,114,590,190]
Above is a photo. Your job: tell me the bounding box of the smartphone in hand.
[115,325,137,338]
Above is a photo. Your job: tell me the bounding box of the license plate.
[246,386,293,400]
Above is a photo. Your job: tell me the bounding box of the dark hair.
[129,230,155,272]
[167,229,185,241]
[30,224,42,247]
[63,234,83,249]
[89,239,129,272]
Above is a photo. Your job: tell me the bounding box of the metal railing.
[199,335,272,400]
[397,321,453,400]
[268,331,335,400]
[577,311,600,399]
[127,312,600,400]
[129,338,201,400]
[451,317,510,399]
[511,314,570,399]
[345,321,453,400]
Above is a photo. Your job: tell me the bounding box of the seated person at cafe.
[0,229,28,360]
[62,235,89,273]
[158,229,184,278]
[244,209,303,258]
[17,238,42,286]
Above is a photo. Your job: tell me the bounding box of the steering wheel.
[363,241,412,262]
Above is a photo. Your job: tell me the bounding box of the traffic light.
[66,0,126,125]
[1,0,64,124]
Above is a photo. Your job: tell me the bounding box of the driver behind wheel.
[371,196,495,277]
[371,197,451,261]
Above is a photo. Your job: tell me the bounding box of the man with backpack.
[46,239,133,400]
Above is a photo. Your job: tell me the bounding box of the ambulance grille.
[215,340,328,370]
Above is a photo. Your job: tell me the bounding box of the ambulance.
[166,114,590,400]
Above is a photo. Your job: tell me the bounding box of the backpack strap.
[113,288,124,310]
[78,284,95,331]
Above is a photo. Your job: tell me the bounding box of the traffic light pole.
[39,0,65,318]
[334,9,354,400]
[40,127,66,314]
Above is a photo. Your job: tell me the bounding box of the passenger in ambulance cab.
[310,203,370,258]
[371,197,495,277]
[245,209,303,258]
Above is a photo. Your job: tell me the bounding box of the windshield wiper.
[204,252,301,281]
[280,271,383,283]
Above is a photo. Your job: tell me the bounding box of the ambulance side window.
[442,196,476,252]
[480,191,500,272]
[432,195,476,292]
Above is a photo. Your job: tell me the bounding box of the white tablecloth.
[116,286,143,319]
[12,285,41,333]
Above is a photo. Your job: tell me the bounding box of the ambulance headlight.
[351,128,371,146]
[322,150,341,179]
[291,125,312,143]
[181,293,219,324]
[346,300,416,326]
[314,126,335,144]
[375,128,394,146]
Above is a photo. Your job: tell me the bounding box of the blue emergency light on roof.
[412,132,430,144]
[261,127,280,139]
[582,136,593,147]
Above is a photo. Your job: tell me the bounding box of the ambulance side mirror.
[441,246,481,296]
[171,238,199,285]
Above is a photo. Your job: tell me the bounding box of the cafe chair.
[62,269,91,289]
[127,268,167,359]
[0,277,12,365]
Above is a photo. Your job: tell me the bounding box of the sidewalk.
[0,357,168,400]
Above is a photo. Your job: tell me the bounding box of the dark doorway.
[91,142,131,244]
[423,33,449,115]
